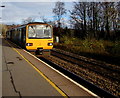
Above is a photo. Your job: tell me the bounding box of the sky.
[1,1,74,25]
[1,0,119,26]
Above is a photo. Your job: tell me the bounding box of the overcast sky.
[1,0,118,25]
[1,1,74,25]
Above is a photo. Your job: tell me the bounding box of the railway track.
[38,48,119,97]
[52,48,120,73]
[51,48,120,82]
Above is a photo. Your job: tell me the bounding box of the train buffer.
[1,35,98,97]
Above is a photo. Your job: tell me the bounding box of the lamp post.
[0,5,5,7]
[0,5,5,19]
[0,5,5,35]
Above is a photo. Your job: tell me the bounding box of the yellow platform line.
[5,40,68,97]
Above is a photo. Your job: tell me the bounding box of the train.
[6,22,53,55]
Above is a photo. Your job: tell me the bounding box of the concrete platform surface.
[1,35,97,97]
[2,37,61,96]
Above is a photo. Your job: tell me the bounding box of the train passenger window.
[28,25,52,39]
[44,28,51,37]
[28,26,37,37]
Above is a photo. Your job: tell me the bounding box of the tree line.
[4,1,119,41]
[52,1,120,41]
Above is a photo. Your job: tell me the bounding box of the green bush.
[54,36,120,57]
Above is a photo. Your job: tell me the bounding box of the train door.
[11,30,14,41]
[18,29,22,45]
[10,30,12,40]
[21,27,26,48]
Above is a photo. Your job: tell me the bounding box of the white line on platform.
[22,49,98,97]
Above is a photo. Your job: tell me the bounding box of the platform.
[2,37,62,96]
[1,35,97,97]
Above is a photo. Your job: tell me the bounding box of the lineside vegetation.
[54,35,120,65]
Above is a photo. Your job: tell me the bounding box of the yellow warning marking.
[5,40,68,97]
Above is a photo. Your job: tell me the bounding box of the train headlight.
[26,43,33,46]
[48,43,53,46]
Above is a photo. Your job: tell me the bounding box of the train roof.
[21,22,50,27]
[27,22,47,25]
[7,22,51,31]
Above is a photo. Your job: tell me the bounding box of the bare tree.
[92,3,99,38]
[41,16,48,23]
[115,2,120,31]
[113,2,120,40]
[53,1,66,28]
[100,2,118,40]
[70,2,88,39]
[87,2,101,38]
[22,17,35,24]
[70,1,119,40]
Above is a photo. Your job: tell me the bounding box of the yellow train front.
[7,22,53,55]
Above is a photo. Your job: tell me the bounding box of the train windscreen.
[28,25,52,39]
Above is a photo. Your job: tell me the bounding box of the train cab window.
[28,25,52,39]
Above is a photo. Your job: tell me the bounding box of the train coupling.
[36,48,43,55]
